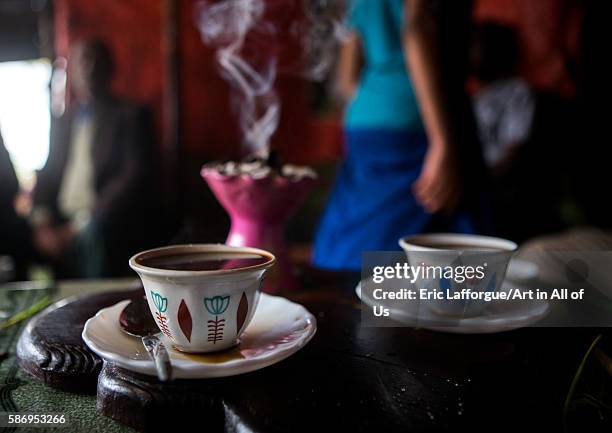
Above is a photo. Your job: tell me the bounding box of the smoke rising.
[196,0,346,159]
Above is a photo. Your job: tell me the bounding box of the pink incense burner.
[201,165,315,294]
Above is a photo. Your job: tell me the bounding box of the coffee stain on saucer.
[172,345,245,364]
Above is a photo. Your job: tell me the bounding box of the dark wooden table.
[100,269,603,432]
[213,269,597,432]
[12,269,606,432]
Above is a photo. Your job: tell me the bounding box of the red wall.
[54,0,164,139]
[473,0,582,98]
[54,0,342,166]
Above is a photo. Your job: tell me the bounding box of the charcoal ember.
[203,158,316,181]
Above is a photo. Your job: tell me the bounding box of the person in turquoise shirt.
[345,0,422,130]
[313,0,478,270]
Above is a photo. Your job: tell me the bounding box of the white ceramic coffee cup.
[399,233,517,317]
[129,244,275,353]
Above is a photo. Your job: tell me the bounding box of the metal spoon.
[119,297,173,381]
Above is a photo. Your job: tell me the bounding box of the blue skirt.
[313,128,475,271]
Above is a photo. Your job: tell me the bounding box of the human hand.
[412,143,461,213]
[34,224,62,259]
[56,223,76,247]
[33,223,75,259]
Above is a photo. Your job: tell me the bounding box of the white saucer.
[82,294,316,378]
[356,278,549,334]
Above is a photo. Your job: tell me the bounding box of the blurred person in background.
[0,130,35,280]
[470,22,534,176]
[470,0,583,241]
[469,20,570,242]
[31,39,156,278]
[313,0,485,270]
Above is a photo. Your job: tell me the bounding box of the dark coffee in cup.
[400,234,517,253]
[408,243,502,251]
[136,252,269,271]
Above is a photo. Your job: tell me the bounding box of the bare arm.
[404,0,450,148]
[404,0,460,213]
[336,31,362,102]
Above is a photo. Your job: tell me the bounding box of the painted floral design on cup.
[236,292,249,337]
[151,291,172,338]
[205,295,230,344]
